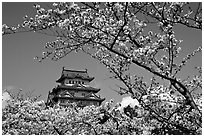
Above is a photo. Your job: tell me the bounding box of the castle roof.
[53,84,100,93]
[56,67,94,83]
[58,96,105,102]
[49,87,105,103]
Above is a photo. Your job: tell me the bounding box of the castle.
[46,67,105,107]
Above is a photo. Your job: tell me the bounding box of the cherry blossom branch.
[93,40,201,117]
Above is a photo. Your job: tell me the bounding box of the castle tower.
[46,67,105,107]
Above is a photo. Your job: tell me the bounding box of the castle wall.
[64,79,89,86]
[59,99,100,106]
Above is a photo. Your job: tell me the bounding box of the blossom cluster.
[2,85,202,135]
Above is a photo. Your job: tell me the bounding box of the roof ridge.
[62,67,87,73]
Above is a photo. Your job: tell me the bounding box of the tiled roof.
[55,84,100,93]
[56,68,94,83]
[49,88,105,103]
[58,96,105,102]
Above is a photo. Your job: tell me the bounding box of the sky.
[2,2,202,104]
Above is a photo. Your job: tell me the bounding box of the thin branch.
[82,121,98,135]
[110,2,128,50]
[110,4,120,21]
[127,34,142,48]
[81,2,98,11]
[53,126,63,135]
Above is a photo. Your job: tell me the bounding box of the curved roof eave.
[57,96,105,102]
[56,85,100,93]
[56,76,94,83]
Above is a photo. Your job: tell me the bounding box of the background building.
[46,67,105,107]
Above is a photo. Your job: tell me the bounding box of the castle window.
[61,100,65,103]
[69,81,71,84]
[82,81,84,84]
[82,93,86,96]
